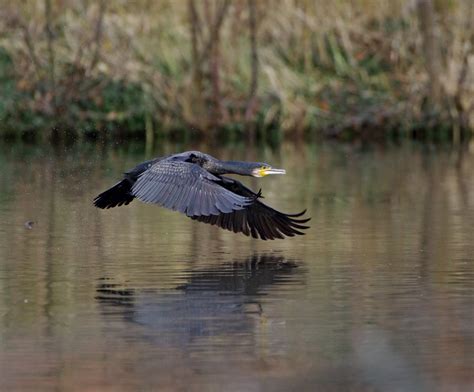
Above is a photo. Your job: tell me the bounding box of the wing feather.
[190,177,310,240]
[131,160,251,217]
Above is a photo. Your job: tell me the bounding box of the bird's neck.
[210,161,253,176]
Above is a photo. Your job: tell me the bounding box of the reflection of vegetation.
[0,1,472,141]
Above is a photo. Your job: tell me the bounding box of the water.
[0,142,473,391]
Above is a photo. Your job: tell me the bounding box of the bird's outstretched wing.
[190,178,310,240]
[131,160,251,216]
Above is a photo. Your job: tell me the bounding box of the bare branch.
[188,0,202,87]
[416,0,444,106]
[20,23,42,79]
[45,0,56,111]
[195,0,231,72]
[89,0,106,74]
[245,0,259,123]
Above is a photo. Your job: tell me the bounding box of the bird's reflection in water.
[95,254,304,347]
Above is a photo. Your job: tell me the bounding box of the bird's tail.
[93,179,135,209]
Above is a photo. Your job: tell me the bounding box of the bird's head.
[251,163,286,177]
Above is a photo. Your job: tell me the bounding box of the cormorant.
[93,151,310,240]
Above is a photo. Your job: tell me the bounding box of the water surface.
[0,142,473,391]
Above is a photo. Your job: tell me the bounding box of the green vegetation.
[0,0,472,142]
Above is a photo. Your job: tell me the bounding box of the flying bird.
[93,151,310,240]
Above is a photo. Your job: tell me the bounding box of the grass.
[0,0,472,142]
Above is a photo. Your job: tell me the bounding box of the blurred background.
[0,0,472,144]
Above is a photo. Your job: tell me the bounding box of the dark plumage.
[93,151,310,240]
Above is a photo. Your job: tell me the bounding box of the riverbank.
[0,1,472,142]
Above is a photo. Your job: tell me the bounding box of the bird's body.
[93,151,309,240]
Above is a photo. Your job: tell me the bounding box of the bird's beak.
[264,168,286,175]
[257,167,286,177]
